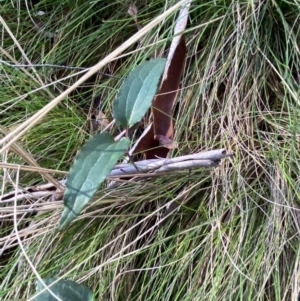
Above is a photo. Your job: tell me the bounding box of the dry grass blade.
[1,1,300,300]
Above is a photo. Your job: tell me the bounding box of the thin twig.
[0,148,233,203]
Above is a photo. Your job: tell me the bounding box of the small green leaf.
[33,278,93,301]
[59,132,130,230]
[113,58,167,127]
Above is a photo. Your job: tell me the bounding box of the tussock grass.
[1,0,300,300]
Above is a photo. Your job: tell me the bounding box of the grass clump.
[1,0,300,300]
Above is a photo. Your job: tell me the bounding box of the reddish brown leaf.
[152,35,186,140]
[136,34,186,159]
[131,2,191,160]
[132,35,186,160]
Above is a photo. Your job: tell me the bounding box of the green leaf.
[59,132,130,230]
[113,58,167,127]
[33,278,93,301]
